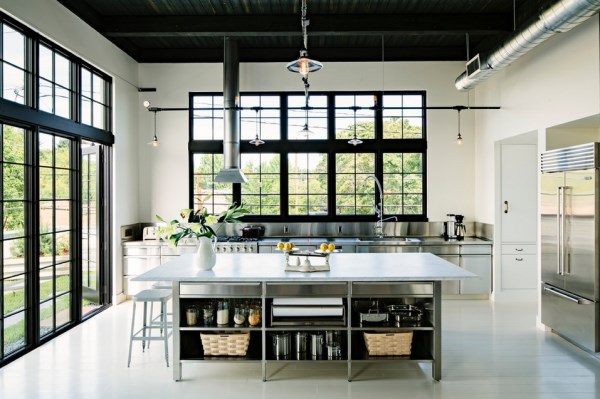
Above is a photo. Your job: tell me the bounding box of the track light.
[347,106,363,146]
[148,109,158,147]
[249,108,265,146]
[287,0,322,76]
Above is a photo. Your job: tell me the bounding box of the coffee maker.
[443,214,457,240]
[443,214,466,241]
[454,214,466,241]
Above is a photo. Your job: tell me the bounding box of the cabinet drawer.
[180,282,262,297]
[352,282,433,296]
[123,246,161,256]
[501,244,536,255]
[266,282,347,297]
[123,256,161,275]
[501,254,537,289]
[421,245,459,255]
[161,245,198,256]
[461,245,492,255]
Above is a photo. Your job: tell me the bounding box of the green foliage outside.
[192,118,424,216]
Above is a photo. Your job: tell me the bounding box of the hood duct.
[455,0,600,91]
[215,37,248,183]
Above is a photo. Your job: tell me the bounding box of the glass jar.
[233,306,246,325]
[202,304,214,326]
[185,306,199,326]
[248,304,261,326]
[216,300,229,325]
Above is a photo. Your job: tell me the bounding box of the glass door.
[81,141,101,316]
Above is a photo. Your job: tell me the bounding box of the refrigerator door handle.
[556,186,562,275]
[562,186,571,276]
[543,285,593,305]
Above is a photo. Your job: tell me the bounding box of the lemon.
[289,242,295,248]
[277,242,284,250]
[284,242,292,251]
[320,243,328,252]
[328,243,335,252]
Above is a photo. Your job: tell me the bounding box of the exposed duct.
[215,37,248,183]
[455,0,600,91]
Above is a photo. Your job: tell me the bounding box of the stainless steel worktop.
[258,236,492,245]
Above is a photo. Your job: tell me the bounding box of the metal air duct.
[215,37,248,183]
[455,0,600,91]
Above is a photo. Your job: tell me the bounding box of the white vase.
[193,236,217,270]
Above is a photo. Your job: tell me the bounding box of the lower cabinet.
[173,281,441,382]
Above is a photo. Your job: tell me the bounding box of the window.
[335,95,375,140]
[0,12,113,366]
[192,153,232,214]
[190,91,427,221]
[288,153,328,215]
[335,153,375,215]
[1,23,28,105]
[1,123,29,357]
[38,133,75,336]
[241,153,281,215]
[192,95,224,140]
[38,44,73,119]
[81,67,109,130]
[383,153,424,214]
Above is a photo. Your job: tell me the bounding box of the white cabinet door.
[460,255,491,294]
[501,145,537,242]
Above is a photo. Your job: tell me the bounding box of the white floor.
[1,299,599,399]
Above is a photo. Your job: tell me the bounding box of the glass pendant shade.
[287,50,322,77]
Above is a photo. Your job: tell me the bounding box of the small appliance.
[443,214,457,240]
[142,226,158,240]
[454,214,466,241]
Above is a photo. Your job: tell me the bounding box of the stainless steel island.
[133,252,475,381]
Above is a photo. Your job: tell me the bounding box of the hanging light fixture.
[249,107,265,146]
[286,0,322,76]
[297,77,313,137]
[348,106,363,146]
[143,101,159,147]
[455,107,464,145]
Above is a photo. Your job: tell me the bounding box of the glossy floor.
[1,299,599,399]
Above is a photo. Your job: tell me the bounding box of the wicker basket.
[363,331,413,356]
[200,332,250,356]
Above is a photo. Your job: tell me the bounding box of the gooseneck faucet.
[365,175,397,238]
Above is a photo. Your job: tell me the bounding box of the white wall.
[1,0,141,301]
[473,15,600,223]
[138,61,475,223]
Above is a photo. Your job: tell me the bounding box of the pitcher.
[193,236,217,270]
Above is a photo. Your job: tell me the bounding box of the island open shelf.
[132,252,476,382]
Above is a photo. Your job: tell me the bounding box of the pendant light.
[249,107,265,146]
[347,106,363,146]
[286,0,322,76]
[455,107,464,145]
[148,109,158,147]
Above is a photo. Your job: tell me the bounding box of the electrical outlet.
[283,225,289,234]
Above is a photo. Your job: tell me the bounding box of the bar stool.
[150,281,173,332]
[127,288,172,367]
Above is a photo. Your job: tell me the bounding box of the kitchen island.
[133,252,475,382]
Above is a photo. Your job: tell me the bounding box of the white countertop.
[132,252,476,282]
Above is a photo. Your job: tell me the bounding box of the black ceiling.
[55,0,550,63]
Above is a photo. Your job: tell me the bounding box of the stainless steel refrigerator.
[541,142,599,352]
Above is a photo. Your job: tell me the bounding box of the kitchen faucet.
[365,175,397,238]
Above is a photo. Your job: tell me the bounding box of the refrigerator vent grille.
[541,143,598,173]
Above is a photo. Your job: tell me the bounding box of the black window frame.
[189,90,427,223]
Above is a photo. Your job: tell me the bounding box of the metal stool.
[127,288,172,367]
[150,282,173,329]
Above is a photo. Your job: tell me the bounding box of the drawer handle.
[515,248,523,251]
[515,257,523,261]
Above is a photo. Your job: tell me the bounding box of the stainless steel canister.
[271,332,290,359]
[310,333,323,357]
[294,331,308,360]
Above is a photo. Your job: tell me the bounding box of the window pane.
[56,293,71,328]
[92,102,105,129]
[4,201,25,237]
[54,53,70,88]
[39,45,53,81]
[4,311,26,355]
[3,238,25,278]
[3,125,25,163]
[55,200,71,232]
[92,74,105,103]
[288,153,327,215]
[55,137,70,169]
[81,68,92,98]
[3,164,25,199]
[3,272,26,315]
[383,153,424,216]
[3,24,25,68]
[55,86,70,119]
[192,153,231,214]
[54,170,70,199]
[3,63,25,104]
[39,167,54,200]
[40,201,54,232]
[39,133,53,167]
[81,98,92,125]
[38,80,53,113]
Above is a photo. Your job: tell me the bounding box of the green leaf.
[156,214,166,223]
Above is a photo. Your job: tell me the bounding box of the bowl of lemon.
[276,241,297,252]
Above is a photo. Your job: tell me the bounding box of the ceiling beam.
[101,14,512,38]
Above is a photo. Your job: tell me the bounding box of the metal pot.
[241,225,265,238]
